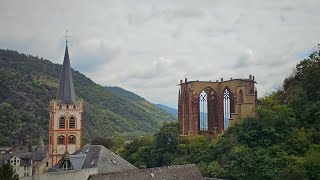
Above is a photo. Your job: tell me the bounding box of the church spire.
[56,43,76,104]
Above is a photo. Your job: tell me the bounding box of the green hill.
[0,49,176,146]
[154,104,178,118]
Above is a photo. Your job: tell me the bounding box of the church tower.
[48,43,83,165]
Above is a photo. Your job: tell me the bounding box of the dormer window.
[62,160,72,171]
[59,117,65,129]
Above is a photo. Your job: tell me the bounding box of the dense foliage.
[0,164,16,180]
[121,52,320,179]
[0,49,175,146]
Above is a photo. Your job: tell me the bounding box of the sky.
[0,0,319,108]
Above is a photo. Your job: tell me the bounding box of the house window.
[59,117,65,129]
[69,117,75,129]
[46,162,49,167]
[68,135,76,144]
[58,136,65,145]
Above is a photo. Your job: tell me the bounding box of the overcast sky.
[1,0,319,108]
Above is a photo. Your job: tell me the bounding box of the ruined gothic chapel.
[48,43,83,166]
[178,76,257,137]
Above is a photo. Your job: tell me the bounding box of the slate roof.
[31,149,46,161]
[87,164,204,180]
[0,152,32,166]
[56,44,77,104]
[48,145,137,173]
[20,158,31,166]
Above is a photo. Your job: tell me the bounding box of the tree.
[0,163,16,180]
[154,122,180,152]
[91,137,115,149]
[304,146,320,179]
[0,102,21,145]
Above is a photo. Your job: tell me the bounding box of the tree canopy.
[121,51,320,179]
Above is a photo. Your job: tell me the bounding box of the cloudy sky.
[0,0,319,108]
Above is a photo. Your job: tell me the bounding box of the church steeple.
[56,44,76,104]
[48,39,83,167]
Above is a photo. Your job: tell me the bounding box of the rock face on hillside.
[0,49,176,146]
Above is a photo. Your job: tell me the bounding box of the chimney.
[185,78,187,83]
[216,80,218,82]
[252,76,255,81]
[221,78,223,82]
[249,75,252,80]
[230,77,233,80]
[180,80,183,84]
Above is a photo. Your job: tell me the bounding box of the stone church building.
[24,43,84,174]
[48,44,83,166]
[178,77,257,138]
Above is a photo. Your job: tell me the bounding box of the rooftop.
[88,164,204,180]
[48,145,137,173]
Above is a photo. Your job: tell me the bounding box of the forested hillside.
[154,104,178,117]
[104,88,179,118]
[121,52,320,179]
[0,49,176,146]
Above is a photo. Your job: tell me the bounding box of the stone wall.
[178,76,257,137]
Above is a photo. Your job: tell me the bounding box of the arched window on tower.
[199,90,208,131]
[68,135,75,144]
[58,136,65,145]
[69,117,75,129]
[59,117,65,129]
[223,89,231,130]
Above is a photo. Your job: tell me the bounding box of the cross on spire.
[57,32,76,104]
[65,30,72,45]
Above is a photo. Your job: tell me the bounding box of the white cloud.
[0,0,319,108]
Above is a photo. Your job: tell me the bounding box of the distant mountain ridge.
[0,49,176,146]
[154,104,178,118]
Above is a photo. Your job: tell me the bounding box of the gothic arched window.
[223,88,231,130]
[69,117,75,129]
[68,135,75,144]
[58,136,65,145]
[59,117,65,129]
[199,90,208,131]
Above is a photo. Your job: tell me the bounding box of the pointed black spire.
[57,44,76,104]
